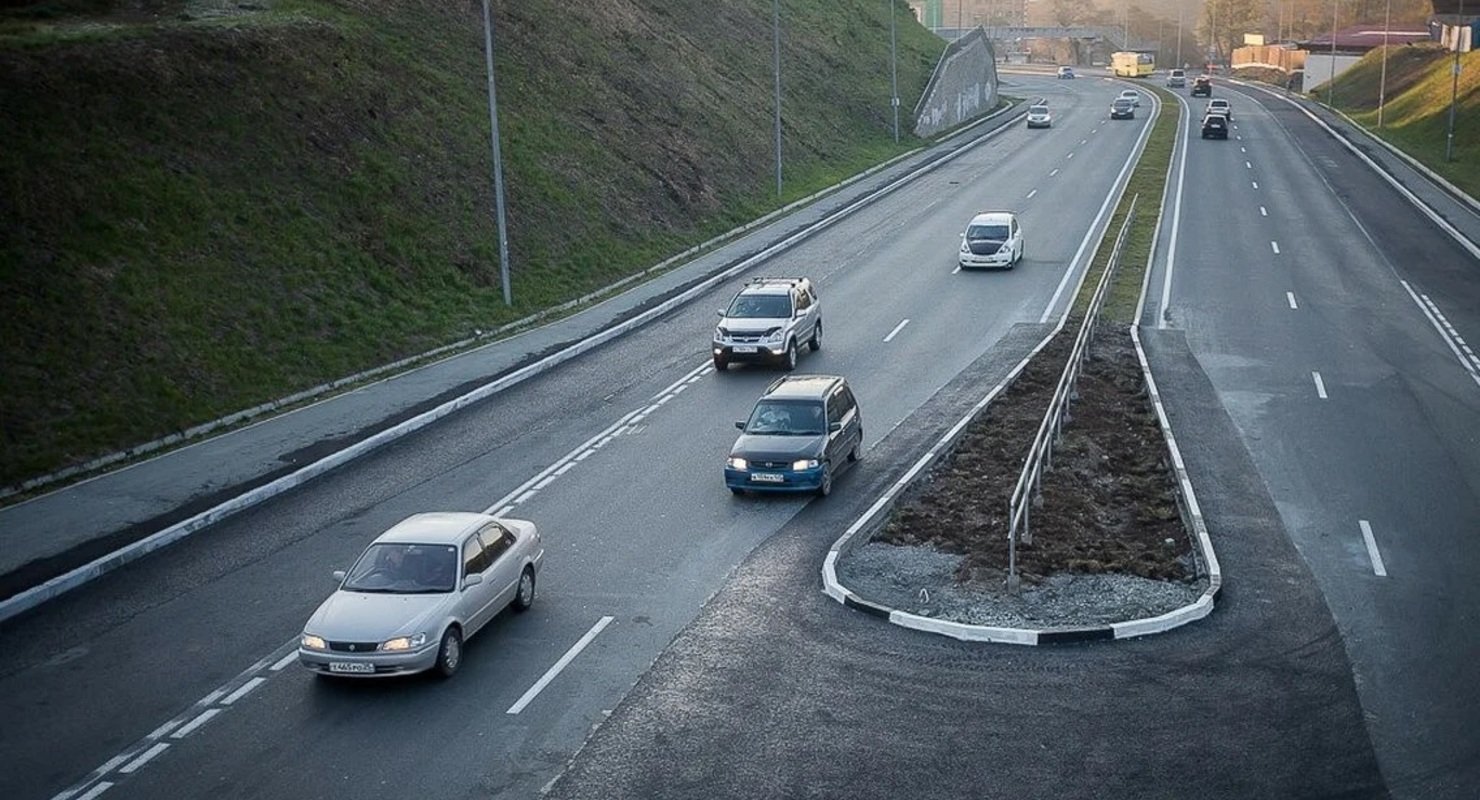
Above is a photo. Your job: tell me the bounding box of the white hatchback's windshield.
[967,224,1009,240]
[342,543,459,594]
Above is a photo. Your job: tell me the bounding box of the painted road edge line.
[507,616,615,715]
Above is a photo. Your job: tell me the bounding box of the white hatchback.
[1118,89,1142,107]
[958,212,1024,270]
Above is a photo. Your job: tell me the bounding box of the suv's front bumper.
[713,342,788,363]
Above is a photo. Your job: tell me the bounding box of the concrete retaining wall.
[913,28,999,138]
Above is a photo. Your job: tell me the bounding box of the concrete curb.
[0,104,1027,624]
[1227,78,1480,261]
[823,90,1221,645]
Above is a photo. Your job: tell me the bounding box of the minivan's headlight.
[792,459,820,471]
[960,240,969,253]
[727,456,748,470]
[301,634,327,651]
[380,632,428,652]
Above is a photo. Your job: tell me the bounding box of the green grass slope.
[0,0,945,486]
[1318,44,1479,196]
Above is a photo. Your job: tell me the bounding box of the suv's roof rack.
[745,276,804,287]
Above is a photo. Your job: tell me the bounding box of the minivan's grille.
[750,459,793,470]
[328,641,380,653]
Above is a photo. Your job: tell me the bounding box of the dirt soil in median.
[875,320,1194,589]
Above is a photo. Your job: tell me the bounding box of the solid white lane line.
[1260,206,1268,216]
[1271,241,1281,254]
[883,319,910,342]
[146,720,183,740]
[1158,94,1192,330]
[269,652,297,672]
[1026,189,1037,199]
[221,677,265,706]
[119,743,169,775]
[514,490,537,504]
[573,450,594,462]
[532,474,559,490]
[199,689,224,706]
[1252,181,1260,189]
[1049,168,1060,176]
[170,708,221,739]
[554,462,577,476]
[507,616,615,715]
[1287,292,1298,309]
[1359,520,1388,576]
[74,784,113,800]
[1400,280,1480,385]
[1312,371,1328,399]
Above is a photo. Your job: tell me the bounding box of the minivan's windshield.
[725,294,792,319]
[744,400,826,436]
[967,224,1009,240]
[342,543,458,594]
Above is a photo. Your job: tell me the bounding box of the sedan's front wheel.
[434,627,462,679]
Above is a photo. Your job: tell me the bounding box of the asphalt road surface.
[0,75,1158,800]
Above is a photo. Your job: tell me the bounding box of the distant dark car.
[1191,76,1212,97]
[1201,113,1229,139]
[1110,98,1136,119]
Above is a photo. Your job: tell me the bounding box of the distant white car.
[1165,68,1186,88]
[1057,66,1076,79]
[1025,102,1052,128]
[1118,89,1142,107]
[1205,98,1232,120]
[299,512,543,679]
[958,211,1024,270]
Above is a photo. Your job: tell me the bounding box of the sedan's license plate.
[751,473,784,483]
[329,662,375,674]
[732,346,759,354]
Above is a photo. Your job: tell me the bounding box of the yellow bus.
[1112,51,1155,77]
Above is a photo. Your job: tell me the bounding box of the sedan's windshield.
[342,543,458,594]
[725,294,792,319]
[745,400,826,436]
[967,224,1009,240]
[1029,105,1049,115]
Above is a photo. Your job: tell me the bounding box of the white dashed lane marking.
[1271,241,1281,254]
[1260,206,1268,216]
[1026,189,1037,199]
[507,616,615,715]
[1287,292,1298,309]
[1050,168,1060,176]
[1360,520,1389,576]
[884,319,910,343]
[118,744,169,775]
[1312,371,1329,399]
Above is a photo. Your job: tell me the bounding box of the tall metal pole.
[773,0,783,196]
[480,0,512,306]
[957,0,964,39]
[1378,0,1391,127]
[1329,0,1339,108]
[889,0,900,143]
[1175,4,1182,67]
[1448,0,1465,161]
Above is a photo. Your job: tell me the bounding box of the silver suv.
[712,277,822,372]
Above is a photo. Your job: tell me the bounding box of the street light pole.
[480,0,512,306]
[1448,0,1465,161]
[1329,0,1339,108]
[1175,4,1182,67]
[1378,0,1391,127]
[773,0,783,196]
[889,0,900,143]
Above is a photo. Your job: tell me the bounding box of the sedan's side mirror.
[463,573,484,590]
[829,421,843,433]
[332,570,346,583]
[735,420,746,430]
[716,308,726,317]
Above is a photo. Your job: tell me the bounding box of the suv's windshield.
[725,293,792,319]
[342,543,458,594]
[966,224,1009,240]
[744,400,826,436]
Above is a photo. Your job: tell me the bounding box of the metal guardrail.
[1005,194,1139,593]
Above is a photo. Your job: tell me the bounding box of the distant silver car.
[299,512,543,679]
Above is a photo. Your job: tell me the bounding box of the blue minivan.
[725,375,862,497]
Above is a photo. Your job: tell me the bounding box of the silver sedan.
[298,512,543,679]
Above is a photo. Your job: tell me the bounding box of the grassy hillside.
[1317,44,1479,196]
[0,0,946,486]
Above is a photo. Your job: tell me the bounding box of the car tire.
[782,341,797,372]
[809,322,822,352]
[848,440,861,463]
[713,355,728,372]
[512,567,535,613]
[816,464,832,498]
[434,627,462,679]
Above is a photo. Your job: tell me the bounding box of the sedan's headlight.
[380,632,428,652]
[301,634,327,651]
[727,456,748,470]
[792,459,820,471]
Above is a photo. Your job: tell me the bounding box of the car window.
[726,294,791,319]
[463,535,490,575]
[746,399,826,436]
[966,223,1009,240]
[342,543,458,594]
[1029,105,1048,114]
[479,524,514,564]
